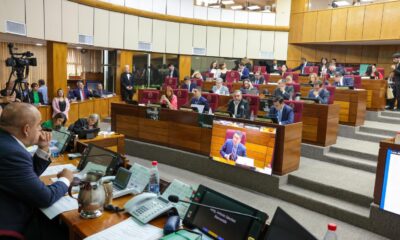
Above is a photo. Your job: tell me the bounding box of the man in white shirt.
[212,78,230,95]
[227,90,250,119]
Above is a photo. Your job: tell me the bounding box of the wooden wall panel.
[330,8,347,41]
[300,46,316,62]
[361,46,379,64]
[345,46,362,63]
[291,0,308,13]
[315,45,331,61]
[315,10,332,42]
[380,1,400,40]
[287,44,302,61]
[346,7,365,41]
[378,46,398,64]
[179,55,192,81]
[330,45,347,64]
[362,4,384,40]
[302,12,318,42]
[47,42,67,101]
[289,13,304,43]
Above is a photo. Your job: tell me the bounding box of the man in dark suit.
[68,113,100,136]
[327,63,345,76]
[273,79,294,100]
[92,83,113,98]
[73,81,92,101]
[168,64,179,79]
[227,90,250,119]
[180,77,197,93]
[268,97,294,125]
[292,57,311,74]
[120,65,134,102]
[239,63,250,80]
[391,52,400,111]
[220,130,247,161]
[308,80,330,104]
[252,72,265,85]
[190,87,209,113]
[0,103,73,237]
[333,72,353,87]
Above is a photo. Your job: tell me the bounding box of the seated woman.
[52,88,70,119]
[308,73,319,85]
[69,113,100,136]
[160,86,178,110]
[240,79,258,95]
[192,71,203,82]
[365,64,383,80]
[41,113,67,131]
[28,82,45,105]
[216,63,228,80]
[278,64,289,76]
[209,61,218,77]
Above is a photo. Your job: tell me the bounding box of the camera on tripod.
[5,43,37,68]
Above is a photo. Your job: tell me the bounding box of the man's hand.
[391,64,396,70]
[57,169,74,183]
[313,91,319,97]
[37,131,51,152]
[224,154,231,160]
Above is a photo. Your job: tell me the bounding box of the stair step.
[358,125,398,137]
[352,131,393,143]
[329,146,377,162]
[380,111,400,118]
[376,115,400,124]
[279,184,371,227]
[288,174,373,207]
[324,152,377,173]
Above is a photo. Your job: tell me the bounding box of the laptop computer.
[112,167,134,199]
[78,127,100,139]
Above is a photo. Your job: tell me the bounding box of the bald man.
[0,103,73,237]
[120,64,134,102]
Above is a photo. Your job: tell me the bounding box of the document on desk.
[41,164,77,177]
[84,218,163,240]
[40,194,78,219]
[128,163,150,194]
[161,179,196,219]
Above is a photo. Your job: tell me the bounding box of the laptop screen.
[114,167,132,189]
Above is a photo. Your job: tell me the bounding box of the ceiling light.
[247,5,260,10]
[231,5,243,10]
[35,43,43,46]
[222,0,234,4]
[332,1,350,7]
[210,5,221,8]
[360,0,373,2]
[76,46,83,49]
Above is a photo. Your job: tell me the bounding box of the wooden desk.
[302,103,340,146]
[361,79,387,111]
[112,103,302,175]
[77,133,125,155]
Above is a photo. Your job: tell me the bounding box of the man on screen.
[220,131,247,161]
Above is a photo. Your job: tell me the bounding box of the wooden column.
[47,42,67,101]
[116,50,134,95]
[179,55,192,82]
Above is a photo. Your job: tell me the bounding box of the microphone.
[168,195,261,222]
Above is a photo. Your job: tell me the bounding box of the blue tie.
[232,145,237,160]
[278,109,282,122]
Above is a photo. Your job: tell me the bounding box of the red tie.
[81,90,85,100]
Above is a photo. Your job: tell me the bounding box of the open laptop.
[78,127,100,139]
[112,167,134,199]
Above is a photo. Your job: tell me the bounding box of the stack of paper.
[40,195,78,219]
[41,164,77,177]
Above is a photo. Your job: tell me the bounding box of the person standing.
[120,65,134,102]
[52,88,70,119]
[38,79,48,105]
[391,52,400,111]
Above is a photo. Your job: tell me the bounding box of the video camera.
[5,43,37,68]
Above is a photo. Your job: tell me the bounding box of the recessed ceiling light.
[35,43,43,46]
[333,1,350,6]
[231,5,243,10]
[76,46,83,49]
[247,5,260,10]
[222,0,235,4]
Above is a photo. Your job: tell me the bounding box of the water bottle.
[148,161,160,195]
[323,223,338,240]
[250,110,255,121]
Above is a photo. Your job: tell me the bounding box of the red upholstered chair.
[173,89,189,108]
[377,67,385,78]
[326,86,336,104]
[201,93,219,112]
[191,78,203,87]
[163,77,178,89]
[304,66,319,75]
[0,229,24,240]
[224,83,233,93]
[253,66,267,74]
[284,100,304,123]
[287,83,300,95]
[243,94,260,116]
[353,75,362,89]
[283,72,299,82]
[226,71,240,84]
[140,90,160,104]
[344,67,354,74]
[202,72,214,79]
[225,129,246,144]
[262,73,270,84]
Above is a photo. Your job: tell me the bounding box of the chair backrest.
[201,93,219,112]
[353,75,362,88]
[262,73,270,84]
[191,78,203,87]
[243,94,260,116]
[253,66,267,74]
[140,90,160,104]
[173,89,189,108]
[287,83,300,94]
[284,100,304,123]
[225,129,246,144]
[202,72,214,79]
[344,67,354,74]
[283,72,299,82]
[226,71,240,83]
[224,83,233,94]
[326,86,336,104]
[0,229,25,240]
[163,77,178,89]
[304,66,318,75]
[377,67,385,77]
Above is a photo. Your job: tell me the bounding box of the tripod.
[6,66,30,103]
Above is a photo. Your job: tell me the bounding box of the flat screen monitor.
[77,144,121,176]
[380,149,400,215]
[359,64,370,76]
[78,127,100,139]
[183,185,268,240]
[210,119,277,175]
[264,207,317,240]
[51,130,71,153]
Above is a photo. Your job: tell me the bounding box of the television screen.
[209,119,277,175]
[380,149,400,215]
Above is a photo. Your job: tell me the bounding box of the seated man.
[268,97,294,125]
[327,63,345,76]
[239,63,250,80]
[227,90,250,119]
[0,103,73,237]
[252,72,265,85]
[212,78,230,95]
[308,80,330,104]
[92,83,113,98]
[333,72,353,87]
[73,81,92,101]
[240,79,258,95]
[41,112,68,131]
[69,113,100,136]
[220,130,247,161]
[190,87,209,113]
[273,79,294,100]
[180,76,197,93]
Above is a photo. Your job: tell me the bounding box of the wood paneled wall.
[0,42,47,89]
[289,1,400,43]
[286,44,400,77]
[179,55,192,82]
[47,42,67,100]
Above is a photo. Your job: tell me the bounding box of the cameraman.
[0,81,21,103]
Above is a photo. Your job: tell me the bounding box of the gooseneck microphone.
[168,195,261,222]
